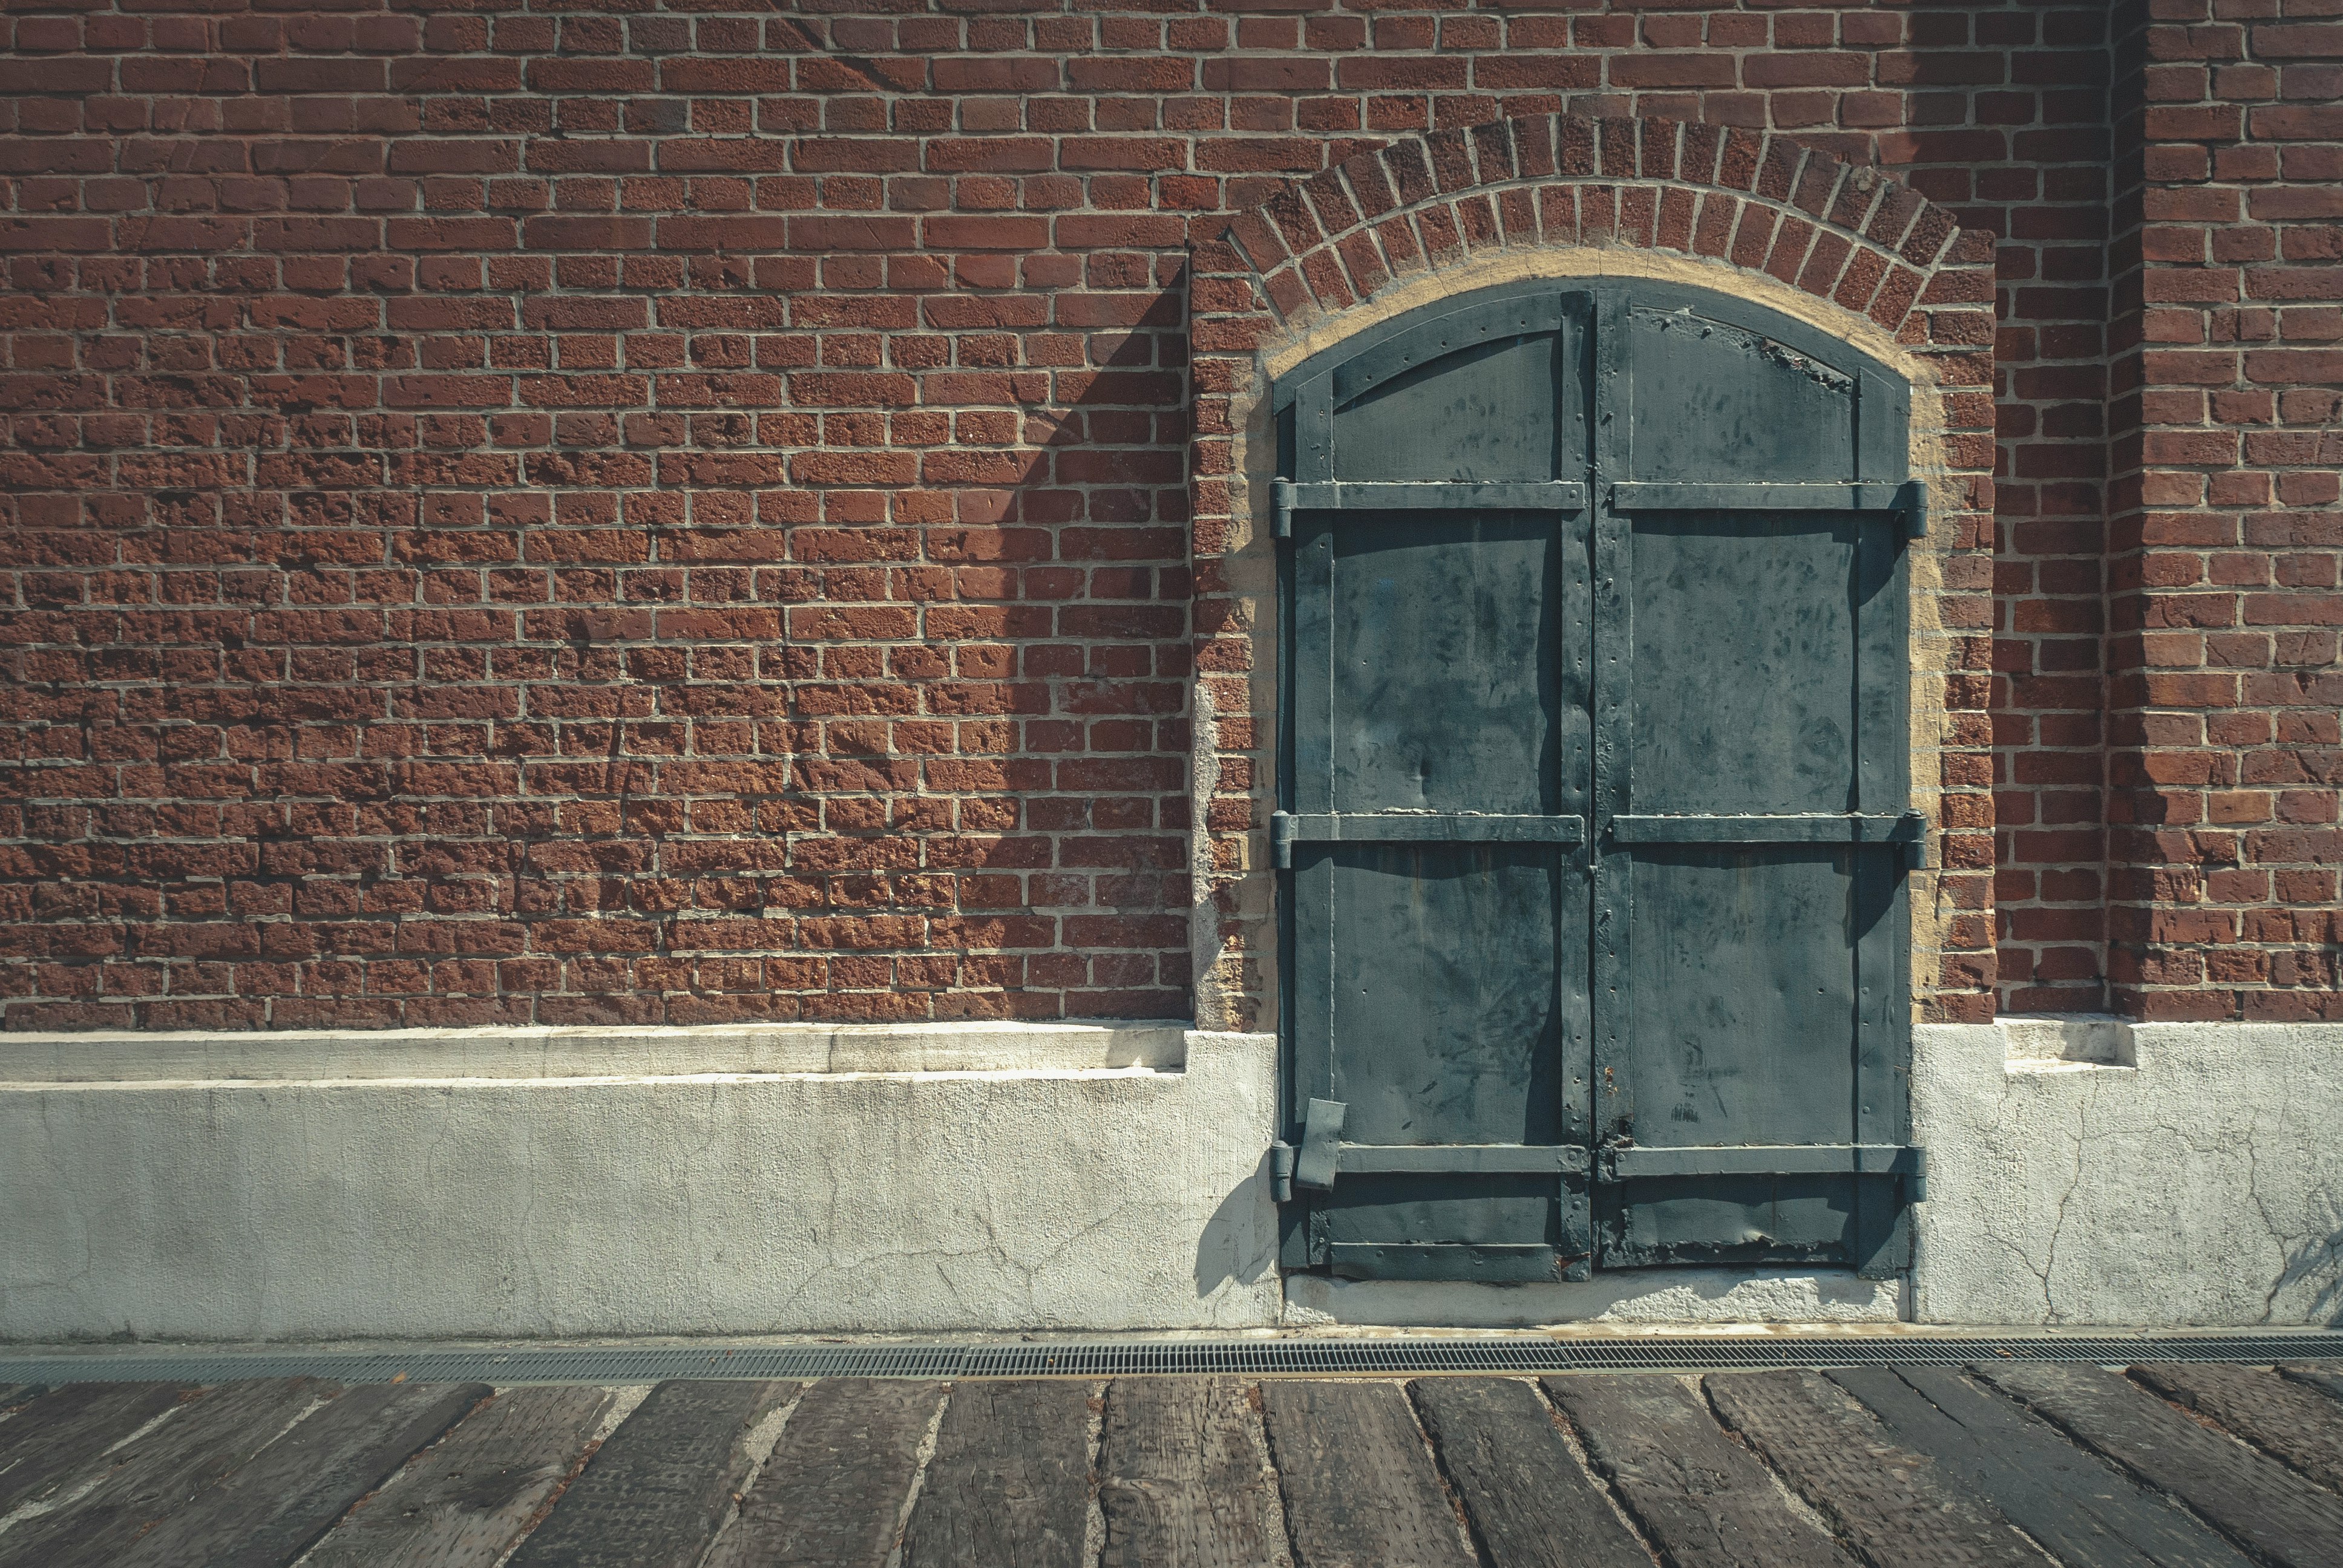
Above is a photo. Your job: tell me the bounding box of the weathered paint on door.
[1273,279,1920,1282]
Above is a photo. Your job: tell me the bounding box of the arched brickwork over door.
[1185,114,2001,1048]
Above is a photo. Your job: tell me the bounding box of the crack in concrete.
[2037,1083,2092,1324]
[1925,1022,2343,1326]
[2244,1115,2291,1327]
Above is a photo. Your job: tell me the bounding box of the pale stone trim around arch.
[1256,245,1933,390]
[1185,117,1999,1036]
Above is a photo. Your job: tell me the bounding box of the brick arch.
[1183,113,2002,1036]
[1214,114,1976,351]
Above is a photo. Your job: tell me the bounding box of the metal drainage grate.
[2,1333,2338,1387]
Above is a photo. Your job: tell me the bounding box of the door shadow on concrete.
[1192,1154,1279,1300]
[2277,1217,2343,1326]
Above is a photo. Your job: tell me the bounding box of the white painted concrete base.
[0,1024,1284,1341]
[1913,1017,2343,1327]
[7,1014,2337,1339]
[1283,1271,1902,1327]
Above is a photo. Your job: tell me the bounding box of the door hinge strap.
[1281,480,1589,520]
[1339,1144,1592,1175]
[1327,1243,1566,1282]
[1273,811,1585,867]
[1273,1136,1591,1195]
[1606,811,1924,846]
[1604,1143,1927,1200]
[1604,478,1926,532]
[1293,1097,1346,1191]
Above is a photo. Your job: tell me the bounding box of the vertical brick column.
[1887,1,2121,1011]
[2105,0,2343,1020]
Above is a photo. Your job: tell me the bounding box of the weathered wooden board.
[1704,1370,2036,1566]
[504,1379,797,1568]
[116,1380,487,1568]
[1095,1377,1284,1568]
[1974,1363,2343,1568]
[1830,1367,2252,1568]
[0,1377,330,1567]
[1407,1376,1648,1568]
[2133,1362,2343,1492]
[304,1385,615,1568]
[1542,1374,1853,1568]
[707,1378,944,1568]
[0,1380,189,1518]
[2278,1361,2343,1405]
[1258,1379,1476,1568]
[900,1380,1093,1568]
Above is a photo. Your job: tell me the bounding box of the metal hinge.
[1896,478,1927,538]
[1271,811,1297,869]
[1270,1142,1297,1203]
[1273,479,1297,539]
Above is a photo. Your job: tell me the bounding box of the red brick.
[0,21,2304,1030]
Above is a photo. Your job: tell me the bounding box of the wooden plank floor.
[0,1361,2338,1567]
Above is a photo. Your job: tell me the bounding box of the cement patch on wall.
[1913,1018,2343,1326]
[0,1025,1282,1342]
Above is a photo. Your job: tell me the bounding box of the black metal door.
[1274,280,1924,1282]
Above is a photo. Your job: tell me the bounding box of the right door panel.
[1590,287,1915,1277]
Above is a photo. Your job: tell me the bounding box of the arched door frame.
[1185,116,1996,1054]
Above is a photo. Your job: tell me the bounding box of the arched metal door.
[1271,279,1924,1283]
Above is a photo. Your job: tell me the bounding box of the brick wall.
[1940,0,2120,1013]
[0,0,2334,1028]
[2105,0,2343,1020]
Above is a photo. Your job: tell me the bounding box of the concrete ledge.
[1914,1017,2343,1327]
[0,1019,1190,1083]
[1283,1270,1902,1328]
[0,1024,1281,1342]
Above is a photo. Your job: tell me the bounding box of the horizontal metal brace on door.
[1270,1142,1591,1201]
[1607,479,1927,537]
[1273,480,1590,537]
[1276,1135,1928,1200]
[1607,811,1925,864]
[1345,1143,1591,1175]
[1273,811,1586,867]
[1273,1099,1589,1200]
[1283,1138,1593,1200]
[1604,1143,1927,1200]
[1326,1243,1569,1282]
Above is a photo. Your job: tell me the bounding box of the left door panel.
[1280,293,1594,1282]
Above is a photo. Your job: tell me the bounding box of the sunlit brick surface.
[0,1,2333,1026]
